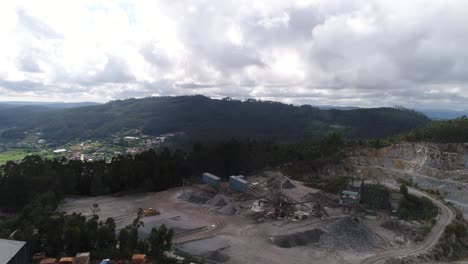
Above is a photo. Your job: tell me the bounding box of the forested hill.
[0,95,430,142]
[402,116,468,143]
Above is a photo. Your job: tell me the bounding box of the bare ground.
[58,180,421,264]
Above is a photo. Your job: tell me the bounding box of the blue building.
[229,175,247,192]
[202,172,221,189]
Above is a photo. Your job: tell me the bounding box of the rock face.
[320,142,468,217]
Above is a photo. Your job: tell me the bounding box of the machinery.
[143,208,160,216]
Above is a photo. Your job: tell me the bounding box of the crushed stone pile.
[178,190,210,204]
[303,191,340,208]
[319,217,381,252]
[206,194,231,207]
[272,229,324,248]
[204,250,230,263]
[381,220,418,240]
[282,179,296,189]
[217,203,241,215]
[206,194,241,215]
[176,236,229,256]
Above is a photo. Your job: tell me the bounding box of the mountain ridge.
[0,95,431,143]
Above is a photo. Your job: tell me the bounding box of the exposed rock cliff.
[320,142,468,217]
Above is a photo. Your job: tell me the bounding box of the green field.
[0,149,55,164]
[0,149,29,163]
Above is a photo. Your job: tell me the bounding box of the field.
[0,149,54,164]
[0,149,30,163]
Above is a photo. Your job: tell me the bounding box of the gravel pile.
[282,179,296,189]
[381,220,419,240]
[303,191,340,208]
[319,217,381,252]
[178,190,210,204]
[176,236,229,256]
[206,194,231,206]
[271,229,324,248]
[206,194,241,215]
[204,250,230,263]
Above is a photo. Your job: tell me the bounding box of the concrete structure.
[73,253,90,264]
[0,239,28,264]
[340,180,363,205]
[202,172,221,189]
[389,193,404,213]
[229,175,247,192]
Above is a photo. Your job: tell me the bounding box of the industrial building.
[202,172,221,189]
[340,180,363,205]
[0,239,29,264]
[229,175,247,192]
[389,193,404,213]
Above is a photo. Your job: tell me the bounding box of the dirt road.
[358,181,455,264]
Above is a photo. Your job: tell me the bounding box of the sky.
[0,0,467,109]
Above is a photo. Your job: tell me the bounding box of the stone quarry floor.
[59,182,412,264]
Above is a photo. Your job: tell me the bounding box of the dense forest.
[0,96,430,143]
[402,116,468,143]
[0,136,346,259]
[0,136,345,211]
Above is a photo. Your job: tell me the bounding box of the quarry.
[59,165,454,264]
[321,142,468,217]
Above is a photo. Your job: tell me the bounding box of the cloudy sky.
[0,0,467,109]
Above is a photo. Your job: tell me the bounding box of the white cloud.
[0,0,467,109]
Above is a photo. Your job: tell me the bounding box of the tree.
[133,208,144,228]
[400,184,409,197]
[118,228,131,258]
[149,225,174,259]
[97,218,116,250]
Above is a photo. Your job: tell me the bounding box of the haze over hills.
[317,106,468,120]
[0,101,100,109]
[0,95,430,143]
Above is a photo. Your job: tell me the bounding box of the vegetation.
[398,184,438,221]
[402,116,468,143]
[0,149,30,163]
[433,208,468,261]
[0,136,349,260]
[0,96,430,143]
[307,176,352,195]
[0,137,349,211]
[4,191,175,261]
[361,184,391,210]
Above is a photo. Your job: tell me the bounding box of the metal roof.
[203,172,220,180]
[0,238,26,264]
[342,190,359,196]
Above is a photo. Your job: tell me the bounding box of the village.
[0,130,180,164]
[35,170,433,264]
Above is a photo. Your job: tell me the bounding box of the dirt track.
[357,181,455,264]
